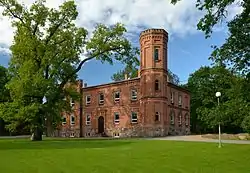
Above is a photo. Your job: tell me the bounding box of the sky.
[0,0,243,86]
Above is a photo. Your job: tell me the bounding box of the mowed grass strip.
[0,138,249,173]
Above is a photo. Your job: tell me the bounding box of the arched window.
[170,110,175,125]
[155,112,160,121]
[155,80,159,91]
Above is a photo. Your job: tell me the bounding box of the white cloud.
[0,0,244,52]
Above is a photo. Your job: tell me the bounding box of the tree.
[186,65,249,134]
[0,65,10,136]
[111,66,180,85]
[0,0,139,141]
[171,0,250,75]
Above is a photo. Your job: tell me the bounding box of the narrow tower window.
[154,47,159,61]
[155,80,159,91]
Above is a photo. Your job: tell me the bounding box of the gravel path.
[149,135,250,144]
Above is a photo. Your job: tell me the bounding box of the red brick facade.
[58,28,190,138]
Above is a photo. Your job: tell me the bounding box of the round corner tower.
[139,29,169,136]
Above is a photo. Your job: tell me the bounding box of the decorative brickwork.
[57,28,190,138]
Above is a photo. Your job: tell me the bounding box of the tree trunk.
[31,127,43,141]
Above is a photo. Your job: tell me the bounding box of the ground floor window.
[131,112,138,123]
[86,114,91,125]
[114,112,120,124]
[70,115,75,125]
[170,111,175,125]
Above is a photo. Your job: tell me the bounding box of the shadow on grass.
[0,138,134,150]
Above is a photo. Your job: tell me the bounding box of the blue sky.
[0,0,242,86]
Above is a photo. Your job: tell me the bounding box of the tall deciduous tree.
[171,0,250,75]
[186,65,249,134]
[0,0,139,140]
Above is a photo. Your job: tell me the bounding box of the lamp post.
[215,92,222,148]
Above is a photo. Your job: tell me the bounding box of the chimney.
[124,73,128,80]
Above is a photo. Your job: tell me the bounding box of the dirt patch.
[201,133,250,140]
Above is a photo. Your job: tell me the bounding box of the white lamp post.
[215,92,222,148]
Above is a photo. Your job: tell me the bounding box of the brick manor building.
[58,28,190,138]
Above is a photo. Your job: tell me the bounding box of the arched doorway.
[98,116,104,134]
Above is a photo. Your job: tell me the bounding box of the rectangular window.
[70,98,75,107]
[154,47,159,61]
[131,112,138,123]
[114,112,120,124]
[99,93,104,104]
[114,91,120,102]
[86,95,91,105]
[62,117,66,125]
[70,115,75,125]
[170,92,174,104]
[170,114,175,125]
[178,114,182,125]
[185,115,189,126]
[86,114,91,125]
[131,89,137,100]
[178,94,182,106]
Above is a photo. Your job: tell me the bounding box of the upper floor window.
[154,47,159,61]
[178,94,182,106]
[114,91,120,102]
[170,91,174,104]
[86,95,91,105]
[86,114,91,125]
[131,89,137,100]
[70,115,75,125]
[99,93,104,104]
[114,112,120,124]
[155,112,160,121]
[70,98,75,107]
[131,112,138,123]
[155,80,159,91]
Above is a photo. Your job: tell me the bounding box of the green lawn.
[0,138,250,173]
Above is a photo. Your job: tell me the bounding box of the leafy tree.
[171,0,250,75]
[0,65,10,135]
[0,0,138,140]
[111,66,180,85]
[186,65,249,134]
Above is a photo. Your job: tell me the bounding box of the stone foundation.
[57,125,190,138]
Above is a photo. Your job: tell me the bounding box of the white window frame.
[131,89,137,100]
[155,112,160,121]
[86,114,91,125]
[131,112,138,123]
[70,115,75,125]
[114,112,120,124]
[170,113,175,125]
[99,93,104,104]
[178,114,182,125]
[114,91,120,102]
[185,113,189,126]
[171,92,174,104]
[86,95,91,105]
[62,116,66,125]
[178,94,182,106]
[70,98,75,107]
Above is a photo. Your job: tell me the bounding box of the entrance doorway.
[98,116,104,134]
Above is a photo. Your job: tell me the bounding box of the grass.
[0,138,250,173]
